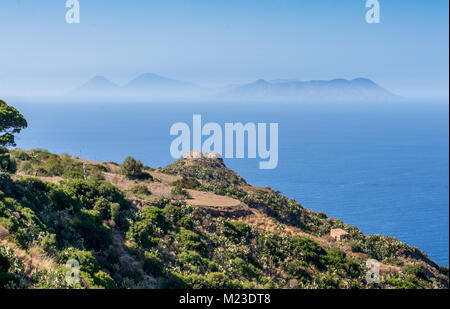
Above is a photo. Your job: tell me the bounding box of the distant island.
[72,73,397,101]
[74,73,198,98]
[224,78,397,101]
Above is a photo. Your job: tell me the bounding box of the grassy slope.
[0,149,448,289]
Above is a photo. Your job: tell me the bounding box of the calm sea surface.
[10,98,450,266]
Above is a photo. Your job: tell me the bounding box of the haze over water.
[11,97,450,266]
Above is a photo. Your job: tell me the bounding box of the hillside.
[0,148,448,289]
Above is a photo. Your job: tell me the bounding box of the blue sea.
[9,97,449,266]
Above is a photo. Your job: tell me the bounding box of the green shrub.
[130,185,151,196]
[318,212,327,219]
[178,250,208,269]
[88,172,105,181]
[70,210,112,250]
[179,216,194,230]
[93,197,112,219]
[93,270,117,289]
[200,181,248,199]
[42,156,65,176]
[181,273,208,289]
[127,221,158,248]
[47,187,76,211]
[204,272,241,289]
[34,167,49,176]
[63,179,129,213]
[110,203,120,221]
[361,234,415,262]
[163,203,185,222]
[171,177,201,190]
[15,227,32,249]
[292,237,326,267]
[125,241,141,257]
[63,171,85,179]
[346,259,363,278]
[349,239,364,253]
[155,197,171,209]
[319,275,340,289]
[405,265,428,281]
[0,217,13,230]
[0,147,17,174]
[62,249,99,275]
[176,230,207,256]
[222,221,252,243]
[384,274,419,289]
[18,161,33,174]
[121,157,151,180]
[126,207,168,248]
[284,260,311,281]
[159,272,188,289]
[0,252,19,288]
[231,257,261,280]
[41,233,57,252]
[142,207,169,231]
[10,150,31,161]
[143,252,164,276]
[121,155,142,176]
[326,249,347,270]
[171,185,190,199]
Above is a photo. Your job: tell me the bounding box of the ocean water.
[9,97,450,266]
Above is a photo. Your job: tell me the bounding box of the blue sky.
[0,0,448,97]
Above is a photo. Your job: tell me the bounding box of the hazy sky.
[0,0,448,97]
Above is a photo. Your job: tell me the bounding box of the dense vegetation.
[167,163,440,269]
[162,157,246,186]
[0,100,448,289]
[0,150,447,289]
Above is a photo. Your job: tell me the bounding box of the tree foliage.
[120,156,151,180]
[0,100,27,147]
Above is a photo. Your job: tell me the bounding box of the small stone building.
[330,228,350,241]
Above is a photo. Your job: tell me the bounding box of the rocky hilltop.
[0,148,448,289]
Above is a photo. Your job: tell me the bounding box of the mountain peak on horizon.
[73,75,118,96]
[126,72,194,87]
[85,75,117,86]
[71,75,397,101]
[227,77,397,101]
[351,77,378,85]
